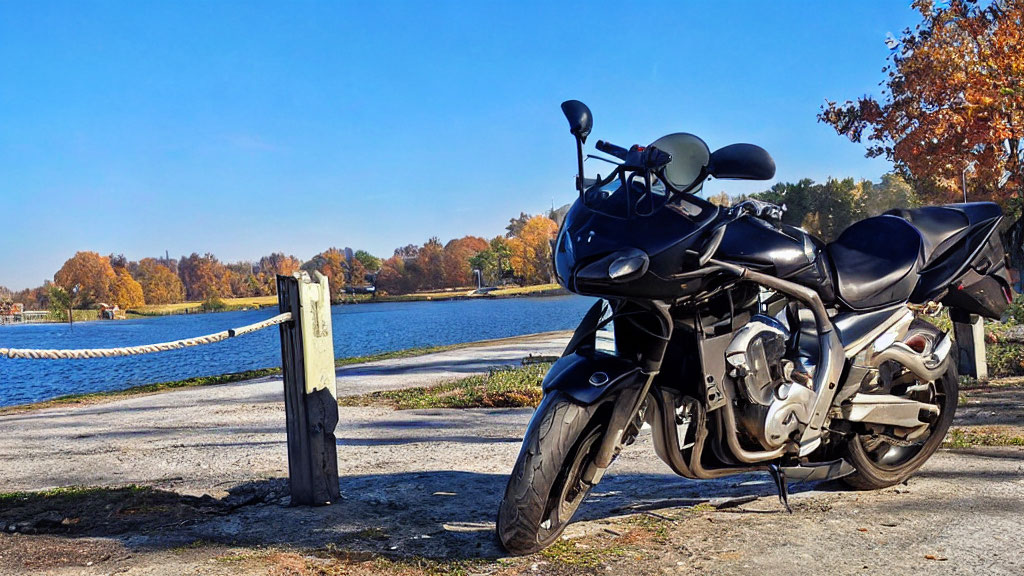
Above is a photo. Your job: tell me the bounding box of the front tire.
[497,392,607,555]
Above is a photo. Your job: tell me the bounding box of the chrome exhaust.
[870,332,953,382]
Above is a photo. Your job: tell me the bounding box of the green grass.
[0,484,151,504]
[338,363,549,409]
[130,296,279,316]
[943,427,1024,448]
[488,283,565,296]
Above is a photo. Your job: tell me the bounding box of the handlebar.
[730,199,786,221]
[596,140,672,171]
[595,140,629,160]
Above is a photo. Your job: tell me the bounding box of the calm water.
[0,296,594,407]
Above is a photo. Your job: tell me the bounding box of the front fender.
[543,351,645,405]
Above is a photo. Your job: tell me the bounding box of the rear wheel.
[842,320,958,490]
[497,392,607,555]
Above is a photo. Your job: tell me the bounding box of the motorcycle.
[496,100,1015,554]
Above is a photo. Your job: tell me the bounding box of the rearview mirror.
[560,100,593,144]
[650,133,710,191]
[708,144,775,180]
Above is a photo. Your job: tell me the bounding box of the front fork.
[554,299,673,485]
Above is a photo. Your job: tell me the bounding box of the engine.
[724,315,816,449]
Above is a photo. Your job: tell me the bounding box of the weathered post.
[277,271,340,505]
[951,310,987,380]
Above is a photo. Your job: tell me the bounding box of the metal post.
[277,271,340,505]
[952,310,987,380]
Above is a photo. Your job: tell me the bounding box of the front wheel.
[497,392,607,555]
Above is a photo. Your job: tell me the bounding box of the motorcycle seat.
[885,202,1001,267]
[827,215,923,310]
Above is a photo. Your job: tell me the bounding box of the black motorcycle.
[496,100,1014,554]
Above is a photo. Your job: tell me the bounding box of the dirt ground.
[1,335,1022,576]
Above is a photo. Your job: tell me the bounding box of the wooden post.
[952,310,987,380]
[277,271,340,506]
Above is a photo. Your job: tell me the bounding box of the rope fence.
[3,273,339,506]
[0,312,292,360]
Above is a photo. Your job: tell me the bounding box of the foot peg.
[768,463,792,513]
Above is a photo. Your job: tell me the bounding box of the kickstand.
[768,463,792,514]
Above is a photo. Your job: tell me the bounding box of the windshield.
[583,170,703,219]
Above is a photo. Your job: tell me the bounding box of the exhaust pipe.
[871,332,953,382]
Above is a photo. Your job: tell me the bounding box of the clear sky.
[0,1,921,290]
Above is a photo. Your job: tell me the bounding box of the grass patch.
[540,537,630,569]
[488,283,564,297]
[130,296,279,316]
[0,484,151,504]
[943,426,1024,448]
[338,363,549,409]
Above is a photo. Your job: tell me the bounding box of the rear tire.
[842,320,958,490]
[496,392,606,555]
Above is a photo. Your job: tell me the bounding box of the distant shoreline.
[3,283,571,324]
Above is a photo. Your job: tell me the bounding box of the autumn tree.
[135,258,185,304]
[507,215,558,284]
[255,253,303,294]
[178,253,232,300]
[111,268,146,309]
[54,251,116,307]
[376,255,416,295]
[416,238,445,290]
[301,248,351,300]
[442,236,489,288]
[819,0,1024,206]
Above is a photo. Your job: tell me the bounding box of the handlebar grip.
[596,140,628,160]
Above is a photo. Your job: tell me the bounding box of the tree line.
[705,173,919,242]
[1,211,563,312]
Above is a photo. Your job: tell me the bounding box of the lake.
[0,296,594,407]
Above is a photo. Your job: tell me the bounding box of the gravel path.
[0,332,1022,575]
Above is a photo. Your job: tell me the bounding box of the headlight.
[608,255,647,279]
[576,248,649,284]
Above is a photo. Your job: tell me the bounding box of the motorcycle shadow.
[0,470,825,561]
[329,468,825,559]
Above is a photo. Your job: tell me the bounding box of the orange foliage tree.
[257,253,303,294]
[819,0,1024,206]
[54,251,116,307]
[507,215,558,285]
[135,259,185,304]
[178,253,232,300]
[442,236,488,288]
[111,268,145,309]
[415,238,445,290]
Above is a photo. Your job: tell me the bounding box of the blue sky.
[0,1,920,290]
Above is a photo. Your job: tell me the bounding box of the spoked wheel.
[497,392,607,555]
[843,320,959,490]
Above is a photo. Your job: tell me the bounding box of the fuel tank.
[713,216,835,302]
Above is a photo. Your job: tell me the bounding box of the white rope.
[0,312,292,360]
